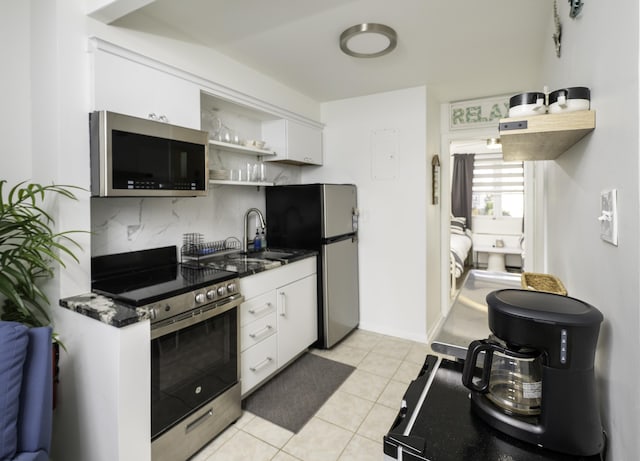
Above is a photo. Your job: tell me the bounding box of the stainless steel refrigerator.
[266,184,359,349]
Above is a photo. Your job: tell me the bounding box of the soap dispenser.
[260,228,267,249]
[253,228,262,250]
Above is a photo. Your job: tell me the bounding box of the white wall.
[303,86,429,342]
[1,2,32,182]
[425,89,443,338]
[540,1,639,459]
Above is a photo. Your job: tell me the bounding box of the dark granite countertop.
[58,248,317,328]
[59,293,151,328]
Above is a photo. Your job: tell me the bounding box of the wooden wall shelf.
[499,110,595,161]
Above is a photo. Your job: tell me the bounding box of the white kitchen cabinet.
[91,49,201,130]
[241,335,278,394]
[241,312,277,351]
[262,119,323,165]
[276,274,317,366]
[238,257,317,396]
[240,290,277,327]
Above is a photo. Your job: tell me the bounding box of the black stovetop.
[91,246,236,307]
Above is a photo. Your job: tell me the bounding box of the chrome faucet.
[243,207,266,253]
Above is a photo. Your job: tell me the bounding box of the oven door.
[150,295,241,440]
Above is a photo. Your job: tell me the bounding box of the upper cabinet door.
[262,119,323,165]
[91,50,201,130]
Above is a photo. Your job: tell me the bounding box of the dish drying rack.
[180,233,241,268]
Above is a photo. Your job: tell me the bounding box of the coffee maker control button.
[560,329,568,364]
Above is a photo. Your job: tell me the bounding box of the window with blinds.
[472,153,524,217]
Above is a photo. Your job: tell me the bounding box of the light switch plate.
[599,189,618,246]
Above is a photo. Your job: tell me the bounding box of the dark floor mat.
[242,352,355,433]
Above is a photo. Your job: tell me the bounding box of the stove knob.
[217,285,227,296]
[195,293,206,304]
[149,307,158,321]
[206,289,216,300]
[227,282,236,293]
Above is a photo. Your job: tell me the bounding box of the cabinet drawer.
[241,312,277,352]
[240,291,277,326]
[241,335,278,396]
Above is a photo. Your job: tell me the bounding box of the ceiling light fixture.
[486,138,502,149]
[339,23,397,58]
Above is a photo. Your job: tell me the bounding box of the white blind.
[472,153,524,193]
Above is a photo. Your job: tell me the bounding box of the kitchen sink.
[229,250,296,262]
[227,256,266,263]
[254,250,295,260]
[225,255,280,266]
[206,256,281,272]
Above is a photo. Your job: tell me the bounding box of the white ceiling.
[114,0,554,103]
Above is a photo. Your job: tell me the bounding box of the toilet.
[471,218,524,272]
[484,247,512,272]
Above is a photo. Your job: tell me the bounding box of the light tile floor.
[191,329,431,461]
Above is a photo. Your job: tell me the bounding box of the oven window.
[151,308,237,439]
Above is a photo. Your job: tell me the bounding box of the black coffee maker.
[462,289,605,457]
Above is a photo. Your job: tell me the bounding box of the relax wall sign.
[449,95,511,130]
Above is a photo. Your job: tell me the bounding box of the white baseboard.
[357,322,429,344]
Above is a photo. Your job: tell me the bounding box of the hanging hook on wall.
[553,0,562,58]
[568,0,583,18]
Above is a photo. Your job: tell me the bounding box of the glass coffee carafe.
[462,338,543,416]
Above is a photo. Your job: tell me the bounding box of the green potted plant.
[0,180,85,405]
[0,180,84,329]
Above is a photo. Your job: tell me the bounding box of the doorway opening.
[444,137,533,301]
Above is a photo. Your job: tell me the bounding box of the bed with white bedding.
[449,217,473,295]
[450,230,473,279]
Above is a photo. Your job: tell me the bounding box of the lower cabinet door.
[277,274,318,367]
[241,334,278,396]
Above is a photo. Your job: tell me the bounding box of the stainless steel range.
[92,246,243,461]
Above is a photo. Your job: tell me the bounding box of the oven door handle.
[151,295,243,340]
[185,408,213,434]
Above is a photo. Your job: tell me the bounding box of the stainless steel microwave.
[90,111,209,197]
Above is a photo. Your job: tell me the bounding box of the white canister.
[548,87,590,114]
[508,92,547,118]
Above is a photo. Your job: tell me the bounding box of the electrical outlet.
[599,189,618,246]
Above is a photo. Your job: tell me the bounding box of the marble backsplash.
[90,162,301,257]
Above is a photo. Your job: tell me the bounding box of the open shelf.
[209,180,274,187]
[499,110,595,161]
[209,140,276,157]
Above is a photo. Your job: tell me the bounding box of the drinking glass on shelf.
[220,126,231,143]
[203,110,222,141]
[231,169,243,181]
